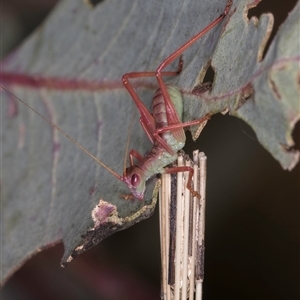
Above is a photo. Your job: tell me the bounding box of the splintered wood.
[159,150,207,300]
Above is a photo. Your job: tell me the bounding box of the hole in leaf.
[247,0,298,60]
[85,0,106,7]
[192,64,214,95]
[292,120,300,151]
[202,64,215,84]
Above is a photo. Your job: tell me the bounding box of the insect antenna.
[123,110,135,177]
[1,86,122,181]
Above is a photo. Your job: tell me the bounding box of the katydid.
[2,0,232,200]
[119,0,232,199]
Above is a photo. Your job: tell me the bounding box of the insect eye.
[131,174,140,187]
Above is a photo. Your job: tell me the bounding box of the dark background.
[2,0,299,299]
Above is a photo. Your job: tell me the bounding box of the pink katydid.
[2,0,232,200]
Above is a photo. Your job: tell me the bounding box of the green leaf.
[1,0,299,284]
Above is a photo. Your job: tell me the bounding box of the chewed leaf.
[233,2,300,170]
[184,1,300,170]
[1,0,299,285]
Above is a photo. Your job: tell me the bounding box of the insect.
[3,1,232,200]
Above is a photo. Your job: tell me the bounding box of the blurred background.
[2,0,299,299]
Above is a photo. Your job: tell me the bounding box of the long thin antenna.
[123,109,135,176]
[1,86,122,181]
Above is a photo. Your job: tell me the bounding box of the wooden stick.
[159,151,207,300]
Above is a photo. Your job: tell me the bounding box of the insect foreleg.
[129,149,144,166]
[153,113,212,137]
[165,165,200,199]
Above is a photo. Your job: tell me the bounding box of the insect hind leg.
[154,0,232,144]
[122,56,184,144]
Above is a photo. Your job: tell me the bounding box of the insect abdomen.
[152,84,185,153]
[152,84,183,128]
